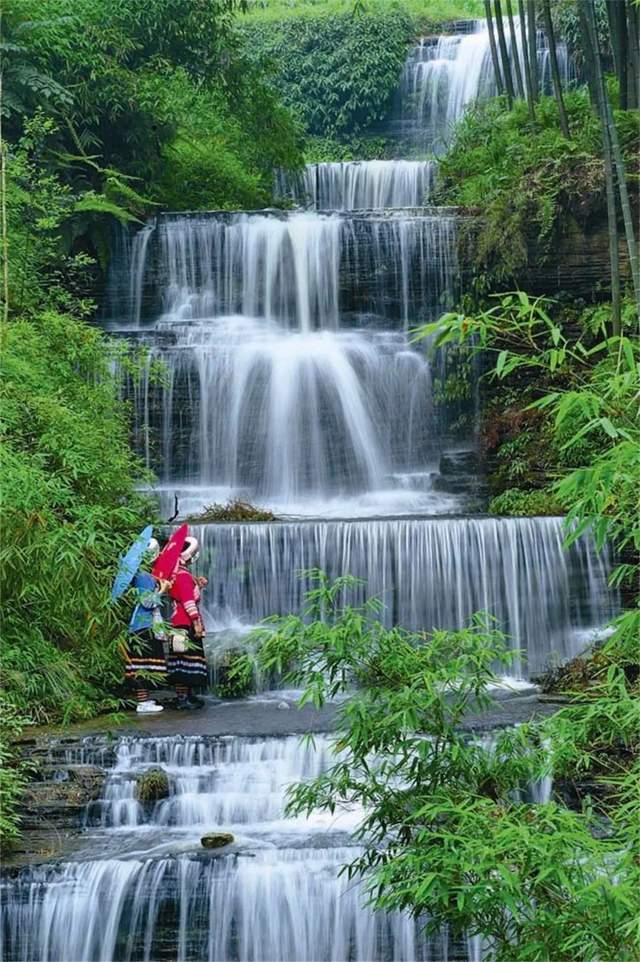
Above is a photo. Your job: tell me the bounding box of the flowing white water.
[398,20,575,151]
[277,159,436,210]
[194,517,614,679]
[1,733,551,962]
[130,320,442,505]
[112,209,459,331]
[0,736,452,962]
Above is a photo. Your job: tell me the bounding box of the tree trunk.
[518,0,537,119]
[541,0,570,137]
[606,0,628,109]
[584,0,640,317]
[506,0,525,97]
[494,0,515,106]
[626,0,639,110]
[578,2,620,332]
[485,0,505,96]
[526,0,539,101]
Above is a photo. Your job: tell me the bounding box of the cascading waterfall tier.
[397,19,575,150]
[196,517,614,679]
[112,208,462,514]
[130,322,443,507]
[108,209,459,331]
[276,159,436,210]
[0,734,484,962]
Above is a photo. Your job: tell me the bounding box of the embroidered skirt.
[166,624,209,689]
[125,628,167,690]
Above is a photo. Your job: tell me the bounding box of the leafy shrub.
[488,488,565,517]
[186,500,278,523]
[135,768,169,802]
[0,705,31,847]
[437,91,639,281]
[0,311,151,725]
[212,648,256,699]
[239,10,413,140]
[257,573,640,960]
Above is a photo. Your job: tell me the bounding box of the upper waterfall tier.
[106,209,459,331]
[276,160,436,211]
[396,19,575,150]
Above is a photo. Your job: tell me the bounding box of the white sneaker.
[136,700,164,714]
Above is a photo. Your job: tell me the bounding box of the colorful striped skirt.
[166,624,209,690]
[125,628,167,690]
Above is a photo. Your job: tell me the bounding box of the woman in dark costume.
[168,536,209,710]
[125,538,168,714]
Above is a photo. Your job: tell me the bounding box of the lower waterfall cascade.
[0,734,546,962]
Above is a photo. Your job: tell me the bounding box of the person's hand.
[197,576,208,588]
[157,578,171,594]
[193,619,205,639]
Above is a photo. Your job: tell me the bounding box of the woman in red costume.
[168,536,209,710]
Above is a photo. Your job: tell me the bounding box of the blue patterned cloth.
[128,572,163,633]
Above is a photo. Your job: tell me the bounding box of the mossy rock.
[212,648,255,699]
[201,832,234,849]
[135,768,169,803]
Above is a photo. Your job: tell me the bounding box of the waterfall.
[398,20,575,151]
[109,209,459,331]
[131,324,440,505]
[1,734,471,962]
[277,160,436,210]
[1,733,551,961]
[195,517,614,679]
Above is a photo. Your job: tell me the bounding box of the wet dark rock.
[439,450,480,476]
[201,832,235,849]
[135,768,170,802]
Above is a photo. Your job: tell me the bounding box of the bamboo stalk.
[585,0,640,316]
[494,0,516,106]
[527,0,539,101]
[518,0,537,120]
[606,0,628,110]
[506,0,525,98]
[578,1,620,332]
[541,0,570,138]
[626,0,639,110]
[485,0,505,96]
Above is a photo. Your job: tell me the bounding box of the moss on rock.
[135,768,169,803]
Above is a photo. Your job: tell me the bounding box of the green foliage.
[0,704,31,847]
[135,768,170,803]
[186,500,277,523]
[0,311,152,725]
[242,0,483,28]
[212,648,257,698]
[5,0,303,223]
[152,68,304,211]
[437,91,640,282]
[418,290,640,625]
[304,134,391,163]
[488,487,564,516]
[257,574,640,961]
[239,10,412,140]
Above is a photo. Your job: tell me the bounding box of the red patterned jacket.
[170,568,204,629]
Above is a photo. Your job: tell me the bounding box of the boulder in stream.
[201,832,234,849]
[135,768,169,802]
